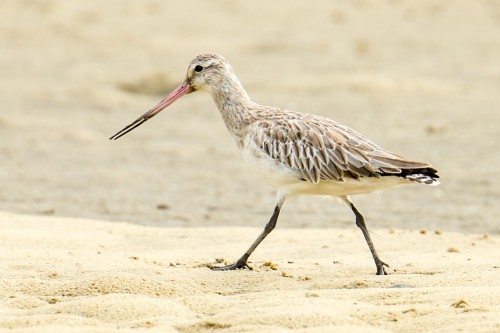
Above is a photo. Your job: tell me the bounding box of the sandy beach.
[1,211,499,332]
[1,1,499,332]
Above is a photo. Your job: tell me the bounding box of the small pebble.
[156,203,170,210]
[452,299,469,308]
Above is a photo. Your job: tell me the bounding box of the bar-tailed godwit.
[110,53,439,275]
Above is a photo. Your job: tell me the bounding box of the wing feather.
[248,112,431,184]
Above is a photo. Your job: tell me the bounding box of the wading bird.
[110,53,439,275]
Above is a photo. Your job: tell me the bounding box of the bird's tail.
[403,167,440,186]
[405,173,440,186]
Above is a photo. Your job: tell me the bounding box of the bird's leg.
[211,195,285,271]
[343,196,389,275]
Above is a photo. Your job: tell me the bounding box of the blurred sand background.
[0,0,499,332]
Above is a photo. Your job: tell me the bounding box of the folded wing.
[250,114,436,184]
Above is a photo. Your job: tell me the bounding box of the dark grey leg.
[211,195,285,271]
[343,196,388,275]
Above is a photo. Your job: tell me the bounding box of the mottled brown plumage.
[111,53,440,275]
[248,111,437,184]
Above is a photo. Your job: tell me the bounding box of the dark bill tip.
[109,80,192,140]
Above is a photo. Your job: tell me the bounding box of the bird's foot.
[209,260,252,271]
[375,260,389,275]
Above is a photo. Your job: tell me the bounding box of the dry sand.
[1,211,499,332]
[1,0,499,332]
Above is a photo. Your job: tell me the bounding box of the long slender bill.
[109,80,192,140]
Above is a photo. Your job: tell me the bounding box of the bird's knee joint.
[355,216,365,229]
[264,224,276,233]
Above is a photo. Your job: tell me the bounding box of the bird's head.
[185,53,232,93]
[109,53,232,140]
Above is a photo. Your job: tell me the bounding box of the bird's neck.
[209,74,257,140]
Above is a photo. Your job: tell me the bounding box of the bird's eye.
[194,65,203,72]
